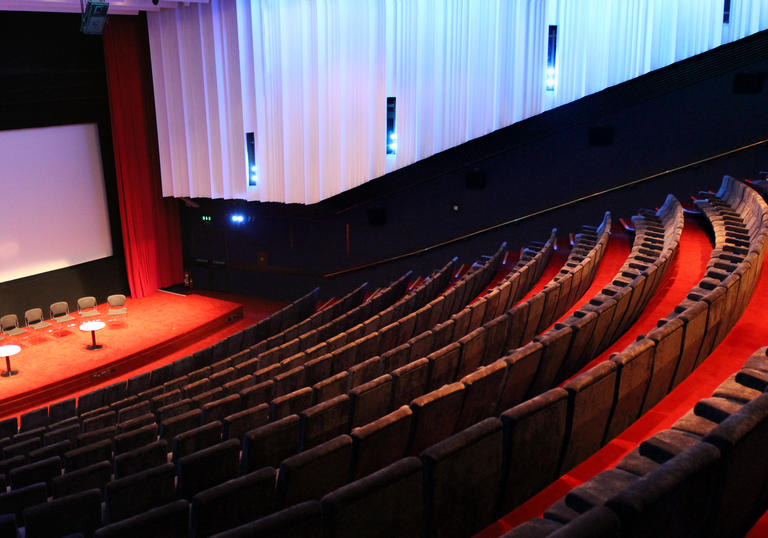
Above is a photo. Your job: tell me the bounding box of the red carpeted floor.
[477,213,768,536]
[0,291,245,419]
[518,227,633,318]
[517,238,572,303]
[3,290,289,424]
[563,214,713,381]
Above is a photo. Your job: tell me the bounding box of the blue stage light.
[231,214,245,223]
[386,97,397,155]
[246,132,258,188]
[546,25,557,91]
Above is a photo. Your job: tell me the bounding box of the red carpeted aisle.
[564,214,713,380]
[0,292,245,419]
[477,214,768,536]
[550,227,632,323]
[517,238,571,303]
[518,227,633,322]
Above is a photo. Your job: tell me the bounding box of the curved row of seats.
[181,242,514,433]
[271,242,509,367]
[491,195,682,428]
[216,180,768,538]
[238,238,536,407]
[227,220,606,475]
[178,236,551,473]
[239,256,463,378]
[68,223,592,536]
[0,181,741,538]
[12,335,768,538]
[227,235,561,470]
[0,245,494,466]
[244,271,414,367]
[0,260,428,437]
[547,195,684,382]
[505,345,768,538]
[225,285,320,352]
[0,233,554,536]
[246,217,600,445]
[0,197,672,536]
[593,176,768,449]
[256,216,607,467]
[0,201,672,536]
[0,243,514,535]
[295,210,610,453]
[487,177,768,532]
[0,268,417,437]
[157,265,431,410]
[0,278,416,536]
[494,178,767,519]
[0,286,323,439]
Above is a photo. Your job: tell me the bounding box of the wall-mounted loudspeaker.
[80,1,109,35]
[588,125,614,146]
[733,72,764,94]
[466,169,487,190]
[367,207,387,226]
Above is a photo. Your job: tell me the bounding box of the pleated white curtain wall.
[385,1,545,172]
[236,0,387,203]
[147,0,768,204]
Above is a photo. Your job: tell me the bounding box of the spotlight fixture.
[230,214,245,224]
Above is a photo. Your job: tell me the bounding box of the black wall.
[185,30,768,301]
[0,12,128,319]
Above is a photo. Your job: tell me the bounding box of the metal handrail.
[324,136,768,278]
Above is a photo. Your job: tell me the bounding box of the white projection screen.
[0,123,113,284]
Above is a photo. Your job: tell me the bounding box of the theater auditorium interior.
[0,1,768,537]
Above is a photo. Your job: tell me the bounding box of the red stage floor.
[0,291,243,419]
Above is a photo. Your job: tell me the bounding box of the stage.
[0,292,243,419]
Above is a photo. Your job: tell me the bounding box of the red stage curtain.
[102,15,183,298]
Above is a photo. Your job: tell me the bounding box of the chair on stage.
[25,308,51,330]
[108,294,128,316]
[77,296,100,317]
[50,301,75,323]
[1,314,26,336]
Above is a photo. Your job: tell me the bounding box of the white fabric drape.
[385,1,546,171]
[148,0,768,204]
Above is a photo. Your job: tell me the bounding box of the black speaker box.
[81,1,109,35]
[367,207,387,226]
[733,72,764,94]
[588,125,615,146]
[466,170,487,190]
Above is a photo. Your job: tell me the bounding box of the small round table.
[0,345,21,377]
[79,321,106,350]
